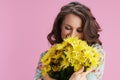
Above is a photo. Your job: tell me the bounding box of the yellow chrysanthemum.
[41,36,102,76]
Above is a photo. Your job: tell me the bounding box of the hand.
[69,67,94,80]
[42,73,55,80]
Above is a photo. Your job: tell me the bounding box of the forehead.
[62,13,82,27]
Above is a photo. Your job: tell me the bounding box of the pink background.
[0,0,120,80]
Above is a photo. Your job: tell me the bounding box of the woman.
[34,1,105,80]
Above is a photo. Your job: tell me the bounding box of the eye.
[64,26,72,30]
[77,28,83,33]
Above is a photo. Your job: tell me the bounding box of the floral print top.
[34,43,105,80]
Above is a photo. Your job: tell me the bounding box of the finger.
[76,67,84,74]
[84,68,95,75]
[77,73,86,80]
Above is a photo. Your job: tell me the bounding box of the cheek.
[78,33,83,40]
[61,29,70,39]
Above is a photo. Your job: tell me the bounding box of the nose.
[70,30,77,37]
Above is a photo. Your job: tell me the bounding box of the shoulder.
[37,51,48,63]
[40,51,47,57]
[86,43,105,80]
[91,43,106,65]
[91,43,105,55]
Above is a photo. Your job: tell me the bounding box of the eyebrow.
[64,24,82,29]
[65,24,72,27]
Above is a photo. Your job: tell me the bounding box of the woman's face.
[61,13,83,40]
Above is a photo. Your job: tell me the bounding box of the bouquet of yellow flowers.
[41,37,102,80]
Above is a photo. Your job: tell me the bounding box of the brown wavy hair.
[47,1,102,46]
